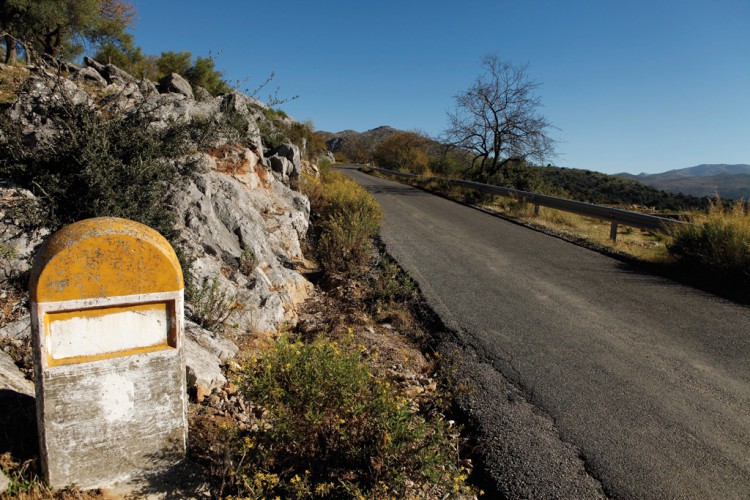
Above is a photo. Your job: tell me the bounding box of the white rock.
[0,315,30,340]
[183,336,226,403]
[0,469,9,495]
[175,167,312,333]
[72,66,106,86]
[185,320,238,363]
[0,349,34,397]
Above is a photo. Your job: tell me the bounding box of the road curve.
[341,166,750,498]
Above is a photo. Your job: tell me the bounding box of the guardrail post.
[534,204,540,217]
[609,222,618,241]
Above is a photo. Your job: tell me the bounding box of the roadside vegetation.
[667,199,750,300]
[188,162,479,498]
[304,162,383,278]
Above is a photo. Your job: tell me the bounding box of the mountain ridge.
[616,164,750,199]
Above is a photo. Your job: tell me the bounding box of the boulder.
[39,53,79,73]
[0,349,34,397]
[0,315,31,341]
[219,92,264,153]
[272,143,302,181]
[301,159,319,177]
[101,63,135,85]
[193,85,212,102]
[138,79,158,96]
[184,336,226,403]
[185,320,238,363]
[269,154,293,180]
[158,73,194,99]
[175,167,312,333]
[83,56,105,73]
[322,150,336,164]
[7,75,92,151]
[72,66,107,86]
[0,188,45,279]
[97,81,144,112]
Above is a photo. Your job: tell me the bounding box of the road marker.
[29,217,187,488]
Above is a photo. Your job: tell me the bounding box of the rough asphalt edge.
[374,240,607,499]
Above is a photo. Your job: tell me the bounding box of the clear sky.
[129,0,749,174]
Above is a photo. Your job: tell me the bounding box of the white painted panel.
[48,306,168,360]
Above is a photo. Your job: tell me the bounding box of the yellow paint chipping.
[30,217,184,302]
[46,343,173,367]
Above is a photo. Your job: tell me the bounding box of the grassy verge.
[667,199,750,301]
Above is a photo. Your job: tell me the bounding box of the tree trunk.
[4,34,16,64]
[43,26,61,57]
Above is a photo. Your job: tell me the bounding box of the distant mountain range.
[616,164,750,200]
[318,126,401,154]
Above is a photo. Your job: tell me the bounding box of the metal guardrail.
[366,167,687,241]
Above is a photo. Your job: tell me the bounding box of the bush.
[218,336,472,498]
[367,256,417,311]
[668,200,750,292]
[186,277,240,331]
[303,170,382,278]
[0,99,205,241]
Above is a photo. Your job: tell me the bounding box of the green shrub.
[668,200,750,291]
[186,277,239,331]
[239,247,259,275]
[258,118,289,151]
[303,171,382,277]
[368,257,417,311]
[0,99,206,241]
[317,157,332,173]
[0,454,48,498]
[262,107,288,122]
[219,336,473,498]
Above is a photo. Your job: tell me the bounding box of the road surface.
[341,166,750,498]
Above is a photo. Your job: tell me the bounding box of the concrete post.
[29,217,187,489]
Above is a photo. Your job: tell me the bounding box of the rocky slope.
[0,58,317,407]
[320,125,401,155]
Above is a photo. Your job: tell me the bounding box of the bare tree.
[444,55,555,183]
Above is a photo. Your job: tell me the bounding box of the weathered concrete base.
[37,349,187,488]
[101,459,211,499]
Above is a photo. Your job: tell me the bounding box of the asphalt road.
[341,166,750,499]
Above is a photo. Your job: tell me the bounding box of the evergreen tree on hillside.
[0,0,135,62]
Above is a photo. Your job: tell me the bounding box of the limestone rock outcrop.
[0,57,317,402]
[159,72,194,99]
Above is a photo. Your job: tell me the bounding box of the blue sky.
[129,0,749,174]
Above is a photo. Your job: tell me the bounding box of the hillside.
[539,166,706,211]
[616,164,750,200]
[325,125,708,211]
[321,125,401,153]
